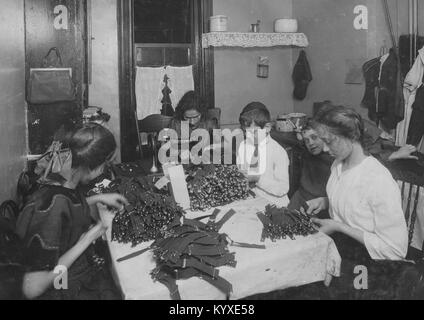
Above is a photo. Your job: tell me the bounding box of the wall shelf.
[202,32,309,48]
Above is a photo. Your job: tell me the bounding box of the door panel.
[0,0,27,200]
[25,0,87,154]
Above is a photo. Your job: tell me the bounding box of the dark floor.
[243,282,331,300]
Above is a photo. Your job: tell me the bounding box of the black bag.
[27,47,76,104]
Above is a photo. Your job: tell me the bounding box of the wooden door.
[25,0,87,154]
[0,0,27,200]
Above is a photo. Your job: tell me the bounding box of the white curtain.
[135,67,165,120]
[165,66,195,110]
[135,65,195,120]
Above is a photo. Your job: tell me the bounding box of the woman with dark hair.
[306,105,408,261]
[172,91,217,134]
[16,123,128,300]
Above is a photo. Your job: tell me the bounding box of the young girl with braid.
[16,123,128,300]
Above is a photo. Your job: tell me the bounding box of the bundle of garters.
[186,165,250,211]
[117,209,266,300]
[97,177,184,246]
[257,205,318,241]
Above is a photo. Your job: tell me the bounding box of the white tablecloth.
[100,196,341,300]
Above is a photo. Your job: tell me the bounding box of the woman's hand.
[93,193,129,211]
[389,145,418,161]
[79,221,108,245]
[301,197,329,215]
[311,218,342,235]
[247,174,260,184]
[238,167,260,184]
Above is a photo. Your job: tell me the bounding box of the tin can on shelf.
[210,15,228,32]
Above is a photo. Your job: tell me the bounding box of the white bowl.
[274,19,298,33]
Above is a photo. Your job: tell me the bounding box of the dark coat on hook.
[361,49,404,130]
[292,50,312,101]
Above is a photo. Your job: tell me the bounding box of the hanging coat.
[377,49,405,130]
[406,74,424,145]
[399,34,424,78]
[361,49,404,130]
[396,46,424,146]
[361,57,381,122]
[292,50,312,101]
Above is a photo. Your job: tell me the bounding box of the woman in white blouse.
[305,105,408,261]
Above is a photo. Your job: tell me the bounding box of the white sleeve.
[256,146,290,198]
[236,141,247,171]
[363,178,408,260]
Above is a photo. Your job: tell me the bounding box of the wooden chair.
[136,114,173,173]
[394,173,424,258]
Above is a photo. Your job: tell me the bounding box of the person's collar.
[245,134,270,147]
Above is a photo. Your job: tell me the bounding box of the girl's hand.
[301,197,329,215]
[96,193,129,211]
[311,218,342,235]
[79,221,107,245]
[389,145,418,161]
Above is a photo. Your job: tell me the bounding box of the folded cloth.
[136,67,165,120]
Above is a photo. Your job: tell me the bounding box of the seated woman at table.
[170,90,217,136]
[288,116,418,217]
[168,91,220,164]
[305,105,408,261]
[16,123,128,300]
[237,102,290,207]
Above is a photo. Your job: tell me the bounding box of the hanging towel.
[396,46,424,146]
[135,67,165,120]
[292,50,312,101]
[165,66,195,108]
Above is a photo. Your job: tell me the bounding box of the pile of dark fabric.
[150,212,239,300]
[88,175,160,197]
[186,165,249,211]
[110,162,147,178]
[97,177,185,246]
[115,208,265,299]
[257,205,317,241]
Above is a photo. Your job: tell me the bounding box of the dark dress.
[16,185,120,300]
[287,121,410,214]
[288,151,333,218]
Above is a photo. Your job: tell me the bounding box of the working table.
[100,196,341,300]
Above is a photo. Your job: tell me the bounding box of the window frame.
[118,0,214,162]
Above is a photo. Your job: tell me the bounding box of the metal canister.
[210,15,228,32]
